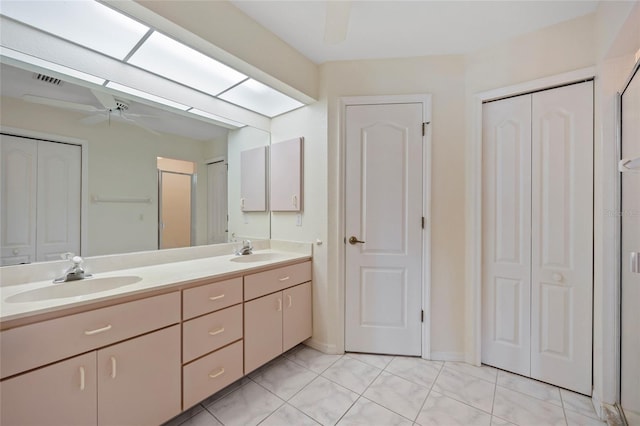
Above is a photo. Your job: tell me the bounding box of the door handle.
[348,236,365,245]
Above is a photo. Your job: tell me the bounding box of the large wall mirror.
[0,62,271,266]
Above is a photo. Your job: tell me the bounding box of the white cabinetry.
[270,137,303,211]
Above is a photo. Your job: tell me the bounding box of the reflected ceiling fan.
[22,89,160,135]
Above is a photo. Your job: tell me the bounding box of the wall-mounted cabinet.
[270,137,303,212]
[240,146,267,212]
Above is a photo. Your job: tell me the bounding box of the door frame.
[466,67,621,409]
[0,126,89,256]
[338,94,432,359]
[157,169,196,249]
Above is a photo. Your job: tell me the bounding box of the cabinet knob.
[12,249,19,255]
[552,273,563,282]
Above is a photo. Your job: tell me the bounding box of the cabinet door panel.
[283,282,312,352]
[244,292,282,374]
[97,325,180,426]
[0,352,97,426]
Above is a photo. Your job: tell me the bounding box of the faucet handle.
[61,252,75,261]
[243,240,252,248]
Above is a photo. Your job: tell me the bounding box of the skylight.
[218,79,304,117]
[0,1,149,60]
[0,47,106,85]
[189,109,246,128]
[106,82,190,111]
[127,32,247,96]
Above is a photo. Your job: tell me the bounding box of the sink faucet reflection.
[54,253,93,283]
[235,240,253,256]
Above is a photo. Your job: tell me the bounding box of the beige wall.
[227,126,271,242]
[0,96,216,255]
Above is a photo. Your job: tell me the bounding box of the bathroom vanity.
[0,245,312,426]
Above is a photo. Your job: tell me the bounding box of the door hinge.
[422,122,430,136]
[421,216,425,229]
[421,310,424,322]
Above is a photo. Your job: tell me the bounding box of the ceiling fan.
[324,1,351,44]
[22,89,160,135]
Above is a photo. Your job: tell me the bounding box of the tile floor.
[163,345,605,426]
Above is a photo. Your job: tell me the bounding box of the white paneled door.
[345,102,424,356]
[481,94,532,377]
[1,135,81,265]
[482,81,593,395]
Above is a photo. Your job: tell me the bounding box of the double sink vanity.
[0,241,312,426]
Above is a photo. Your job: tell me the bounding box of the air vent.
[33,73,63,86]
[114,100,129,111]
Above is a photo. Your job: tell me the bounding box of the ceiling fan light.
[106,82,190,111]
[0,47,106,85]
[0,0,149,60]
[127,32,247,96]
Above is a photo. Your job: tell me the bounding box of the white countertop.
[0,249,311,325]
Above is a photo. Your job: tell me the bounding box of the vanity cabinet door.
[244,292,283,374]
[97,325,181,426]
[0,352,97,426]
[283,282,312,352]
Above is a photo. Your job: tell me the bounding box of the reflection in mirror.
[0,62,270,266]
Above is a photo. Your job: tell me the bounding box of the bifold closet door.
[481,94,532,377]
[530,82,593,395]
[482,81,593,395]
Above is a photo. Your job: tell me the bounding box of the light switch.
[296,214,302,226]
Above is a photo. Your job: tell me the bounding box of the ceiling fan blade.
[80,113,108,125]
[324,1,351,44]
[119,112,162,136]
[91,88,118,110]
[22,94,101,112]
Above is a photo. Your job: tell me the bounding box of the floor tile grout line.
[559,388,570,426]
[412,358,446,424]
[494,382,565,409]
[333,395,364,425]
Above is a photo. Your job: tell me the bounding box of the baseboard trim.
[430,351,465,362]
[304,338,340,355]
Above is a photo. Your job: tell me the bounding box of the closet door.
[36,141,81,262]
[481,94,532,376]
[530,81,593,394]
[0,135,37,265]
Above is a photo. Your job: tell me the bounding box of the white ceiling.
[231,0,600,64]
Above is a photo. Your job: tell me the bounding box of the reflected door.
[344,102,424,356]
[159,171,192,249]
[207,161,227,244]
[620,65,640,426]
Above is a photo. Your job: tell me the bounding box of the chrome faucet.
[235,240,253,256]
[54,253,92,283]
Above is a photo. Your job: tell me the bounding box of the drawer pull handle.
[79,366,85,391]
[209,368,225,379]
[287,294,293,308]
[278,276,290,282]
[277,298,283,312]
[208,327,225,336]
[110,356,117,379]
[84,324,112,335]
[209,294,225,301]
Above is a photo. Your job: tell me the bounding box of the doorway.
[342,95,432,356]
[157,157,195,250]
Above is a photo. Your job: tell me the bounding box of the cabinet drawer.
[244,261,311,301]
[182,340,243,409]
[183,304,243,363]
[183,277,242,320]
[0,292,180,379]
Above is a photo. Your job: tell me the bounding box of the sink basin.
[229,253,286,263]
[5,276,142,303]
